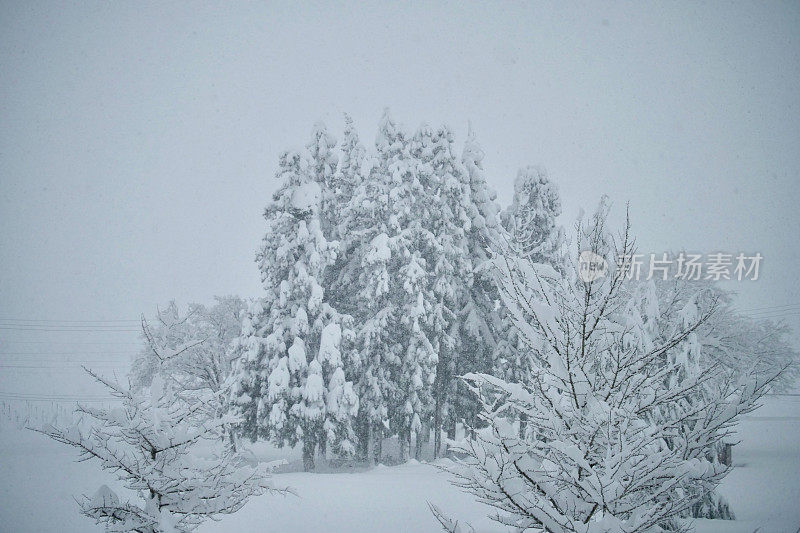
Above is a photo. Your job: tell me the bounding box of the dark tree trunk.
[399,430,409,462]
[363,423,373,465]
[421,421,430,443]
[719,443,732,466]
[446,419,456,440]
[355,410,369,462]
[373,427,382,465]
[433,394,442,459]
[518,412,528,439]
[228,427,238,453]
[433,336,452,460]
[302,440,315,472]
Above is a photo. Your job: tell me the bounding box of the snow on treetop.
[365,233,391,263]
[288,337,307,372]
[319,323,342,366]
[290,180,321,213]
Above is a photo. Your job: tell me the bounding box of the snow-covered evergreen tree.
[501,165,565,268]
[410,124,477,459]
[496,164,567,438]
[307,121,340,238]
[227,298,271,442]
[229,113,796,478]
[335,112,401,463]
[327,114,365,240]
[231,114,579,464]
[376,114,438,462]
[306,122,361,460]
[441,125,507,455]
[326,113,368,321]
[229,124,358,470]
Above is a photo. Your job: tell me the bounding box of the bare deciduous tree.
[37,360,287,532]
[434,200,783,532]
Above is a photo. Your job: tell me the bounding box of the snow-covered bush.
[37,366,286,533]
[436,200,783,532]
[130,297,247,447]
[131,297,246,392]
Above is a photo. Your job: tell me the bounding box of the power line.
[740,312,800,321]
[0,357,133,365]
[0,361,124,370]
[0,322,140,327]
[0,341,142,345]
[0,351,139,355]
[0,397,117,403]
[0,318,139,323]
[0,358,133,365]
[0,359,132,364]
[0,392,118,402]
[742,308,800,316]
[737,303,800,313]
[0,326,140,332]
[743,309,800,320]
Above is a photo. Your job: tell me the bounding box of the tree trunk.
[421,421,430,443]
[433,394,442,459]
[317,442,327,468]
[719,443,732,466]
[302,440,315,472]
[227,427,238,453]
[373,427,382,465]
[400,430,409,463]
[366,424,374,466]
[414,429,423,460]
[446,419,456,440]
[355,411,369,462]
[360,423,369,462]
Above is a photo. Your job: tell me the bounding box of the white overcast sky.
[1,1,799,355]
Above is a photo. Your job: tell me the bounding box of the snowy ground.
[1,395,798,532]
[694,395,800,533]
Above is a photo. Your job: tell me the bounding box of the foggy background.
[1,1,798,399]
